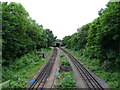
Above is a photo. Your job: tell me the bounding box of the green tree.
[45,29,56,47]
[2,2,56,65]
[62,1,120,71]
[99,2,120,61]
[2,2,33,61]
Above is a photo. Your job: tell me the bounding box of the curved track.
[28,47,57,89]
[60,48,104,90]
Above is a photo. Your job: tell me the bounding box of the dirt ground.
[43,47,60,88]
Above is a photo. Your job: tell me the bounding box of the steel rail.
[60,48,104,90]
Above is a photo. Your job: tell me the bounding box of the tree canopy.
[2,2,56,65]
[62,2,120,71]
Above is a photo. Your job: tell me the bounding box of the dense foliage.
[2,48,53,88]
[45,29,57,47]
[2,2,56,65]
[62,2,120,71]
[56,72,76,88]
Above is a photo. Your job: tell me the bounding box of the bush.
[56,72,76,88]
[2,48,52,88]
[60,53,70,66]
[2,2,56,64]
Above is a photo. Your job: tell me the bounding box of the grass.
[1,47,53,88]
[55,72,76,88]
[64,47,118,88]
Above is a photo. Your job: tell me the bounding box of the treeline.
[2,2,56,65]
[62,2,120,71]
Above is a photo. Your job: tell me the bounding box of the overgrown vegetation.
[55,72,76,88]
[2,48,53,88]
[60,53,70,67]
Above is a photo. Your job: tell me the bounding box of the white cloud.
[1,0,109,39]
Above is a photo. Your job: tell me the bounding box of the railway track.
[60,48,105,90]
[28,47,57,89]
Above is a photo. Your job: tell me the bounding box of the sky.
[2,0,110,39]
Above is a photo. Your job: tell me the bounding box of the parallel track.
[28,47,57,89]
[60,48,104,90]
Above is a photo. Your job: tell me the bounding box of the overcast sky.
[2,0,109,39]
